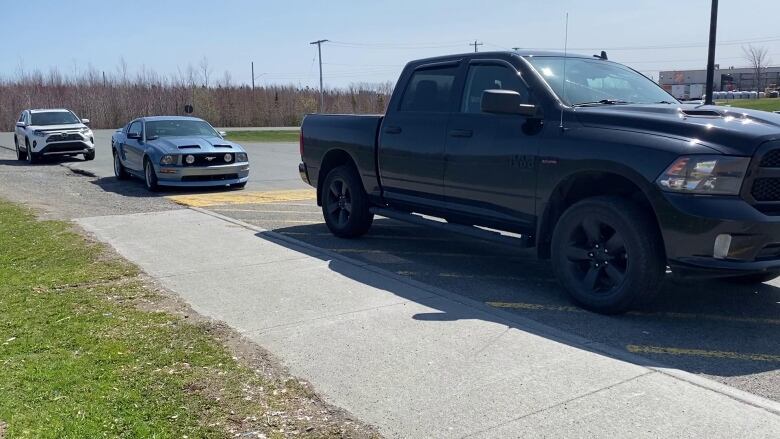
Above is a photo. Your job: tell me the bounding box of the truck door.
[378,62,462,211]
[444,61,541,231]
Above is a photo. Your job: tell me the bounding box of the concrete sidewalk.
[78,208,780,438]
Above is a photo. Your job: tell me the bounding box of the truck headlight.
[160,154,178,165]
[236,153,248,162]
[656,155,750,195]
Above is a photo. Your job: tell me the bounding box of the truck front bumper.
[656,192,780,277]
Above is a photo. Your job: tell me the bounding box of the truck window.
[461,65,531,113]
[399,66,458,112]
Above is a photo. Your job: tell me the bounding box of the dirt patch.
[0,421,6,438]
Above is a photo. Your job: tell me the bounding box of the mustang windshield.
[145,120,219,138]
[31,111,81,126]
[525,56,677,106]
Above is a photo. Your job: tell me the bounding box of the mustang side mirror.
[81,118,90,125]
[127,132,142,140]
[481,89,537,117]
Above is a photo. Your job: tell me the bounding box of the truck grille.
[759,150,780,167]
[751,178,780,201]
[183,153,234,167]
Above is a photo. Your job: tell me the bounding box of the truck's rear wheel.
[551,196,664,314]
[321,165,373,238]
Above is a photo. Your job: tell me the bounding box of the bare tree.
[743,45,770,92]
[199,57,213,88]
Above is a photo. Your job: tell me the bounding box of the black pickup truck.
[298,50,780,314]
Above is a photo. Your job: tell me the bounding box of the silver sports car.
[111,116,249,191]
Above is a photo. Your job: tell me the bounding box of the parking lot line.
[487,301,780,326]
[627,345,780,363]
[167,189,315,207]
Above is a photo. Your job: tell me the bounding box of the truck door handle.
[384,126,402,134]
[449,129,473,138]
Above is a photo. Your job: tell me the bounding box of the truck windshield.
[145,120,219,138]
[525,56,677,107]
[30,111,81,126]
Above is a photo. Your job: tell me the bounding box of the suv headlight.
[656,155,750,195]
[159,154,178,165]
[80,127,91,134]
[236,153,248,162]
[33,130,47,137]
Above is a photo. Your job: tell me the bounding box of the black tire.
[321,165,373,238]
[551,196,665,314]
[113,150,129,180]
[84,150,95,161]
[15,137,27,161]
[722,272,780,284]
[143,158,160,192]
[231,182,247,189]
[26,139,38,164]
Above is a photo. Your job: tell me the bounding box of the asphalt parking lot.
[1,131,778,402]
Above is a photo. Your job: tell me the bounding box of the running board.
[369,207,534,248]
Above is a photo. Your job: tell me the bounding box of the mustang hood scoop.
[177,145,201,149]
[152,136,241,153]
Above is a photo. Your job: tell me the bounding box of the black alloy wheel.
[321,165,373,238]
[561,216,629,294]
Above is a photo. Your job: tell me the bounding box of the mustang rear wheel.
[551,196,665,314]
[321,165,373,238]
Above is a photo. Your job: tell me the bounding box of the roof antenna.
[560,12,569,131]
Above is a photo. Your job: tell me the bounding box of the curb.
[191,206,780,416]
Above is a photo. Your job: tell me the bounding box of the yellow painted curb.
[167,189,316,207]
[627,345,780,363]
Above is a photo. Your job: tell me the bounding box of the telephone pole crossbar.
[470,40,483,53]
[310,39,329,112]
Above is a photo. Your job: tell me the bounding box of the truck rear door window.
[399,66,458,112]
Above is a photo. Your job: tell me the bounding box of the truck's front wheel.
[551,196,665,314]
[321,165,373,238]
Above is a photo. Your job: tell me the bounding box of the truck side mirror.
[481,89,537,117]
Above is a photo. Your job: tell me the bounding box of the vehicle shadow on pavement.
[0,156,84,167]
[90,176,246,198]
[253,220,780,386]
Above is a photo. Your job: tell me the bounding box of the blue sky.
[1,0,778,88]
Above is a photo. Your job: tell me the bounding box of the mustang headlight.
[656,155,750,195]
[159,154,178,165]
[236,153,248,162]
[185,154,196,165]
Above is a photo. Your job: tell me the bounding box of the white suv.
[14,109,95,164]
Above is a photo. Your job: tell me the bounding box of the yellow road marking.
[487,301,780,326]
[627,345,780,363]
[168,189,315,207]
[213,209,323,214]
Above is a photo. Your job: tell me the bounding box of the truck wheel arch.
[317,149,360,206]
[537,171,664,260]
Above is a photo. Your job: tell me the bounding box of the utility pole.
[704,0,719,105]
[511,47,521,51]
[310,39,329,112]
[251,61,255,90]
[470,40,483,53]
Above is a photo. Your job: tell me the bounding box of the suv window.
[18,112,25,123]
[461,64,531,113]
[399,66,459,112]
[128,121,143,137]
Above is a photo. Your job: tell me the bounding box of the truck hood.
[574,104,780,156]
[148,136,245,153]
[28,123,87,132]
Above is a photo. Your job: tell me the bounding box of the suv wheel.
[84,150,95,161]
[144,158,159,192]
[26,139,37,164]
[15,137,27,161]
[321,165,373,238]
[551,196,665,314]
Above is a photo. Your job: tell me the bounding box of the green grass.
[0,200,369,438]
[715,98,780,113]
[224,130,300,143]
